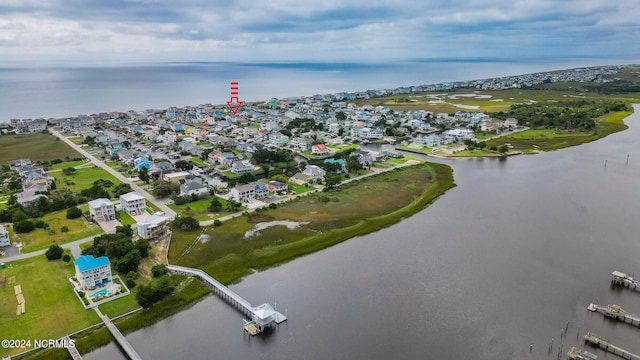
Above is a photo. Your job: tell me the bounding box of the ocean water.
[0,57,634,121]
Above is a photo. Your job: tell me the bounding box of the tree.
[237,172,256,184]
[115,224,134,237]
[61,225,69,232]
[114,249,142,273]
[498,145,509,154]
[325,175,341,189]
[66,207,83,219]
[135,239,151,258]
[225,200,241,212]
[336,111,346,121]
[45,244,64,260]
[172,216,200,231]
[152,182,179,198]
[138,166,150,184]
[63,254,71,264]
[13,220,35,233]
[151,264,167,278]
[208,197,222,212]
[175,159,193,171]
[113,183,133,197]
[477,142,487,150]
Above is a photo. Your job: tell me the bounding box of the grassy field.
[168,196,245,221]
[0,257,101,358]
[484,110,631,152]
[169,162,455,285]
[49,166,121,195]
[118,211,136,226]
[8,207,103,252]
[98,293,140,318]
[0,134,80,165]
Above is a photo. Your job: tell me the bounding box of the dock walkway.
[63,336,83,360]
[94,308,141,360]
[167,264,287,334]
[588,303,640,328]
[584,331,640,360]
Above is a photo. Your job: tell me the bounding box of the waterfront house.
[424,135,441,147]
[0,224,10,247]
[137,213,171,241]
[302,165,326,180]
[267,181,288,193]
[74,255,112,290]
[229,184,255,203]
[249,181,269,199]
[87,198,116,222]
[120,192,147,216]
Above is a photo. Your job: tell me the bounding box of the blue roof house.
[74,255,112,290]
[133,157,151,171]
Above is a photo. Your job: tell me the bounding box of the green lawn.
[49,166,121,195]
[0,257,101,358]
[287,183,315,194]
[484,111,631,152]
[118,211,136,226]
[69,137,85,145]
[168,196,244,221]
[98,292,140,318]
[169,162,455,285]
[451,149,505,157]
[0,133,81,165]
[8,207,103,253]
[49,160,87,170]
[190,157,204,165]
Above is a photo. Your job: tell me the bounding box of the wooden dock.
[611,271,640,292]
[567,346,598,360]
[167,264,287,334]
[584,331,640,360]
[63,336,83,360]
[588,303,640,328]
[94,308,141,360]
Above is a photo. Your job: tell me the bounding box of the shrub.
[151,264,167,278]
[66,207,83,219]
[13,220,35,233]
[213,219,222,227]
[61,225,69,232]
[45,244,64,260]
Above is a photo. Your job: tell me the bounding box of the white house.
[74,255,112,290]
[180,181,209,197]
[249,182,269,199]
[137,213,170,241]
[302,165,326,180]
[87,198,116,222]
[229,184,255,202]
[120,192,147,216]
[230,160,254,174]
[0,224,9,247]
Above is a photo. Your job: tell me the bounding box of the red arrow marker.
[227,81,243,115]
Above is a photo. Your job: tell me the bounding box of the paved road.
[1,234,102,263]
[49,129,177,219]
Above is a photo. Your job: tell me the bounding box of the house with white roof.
[137,212,171,241]
[120,192,147,216]
[0,224,10,247]
[229,184,255,203]
[74,255,112,290]
[87,198,116,222]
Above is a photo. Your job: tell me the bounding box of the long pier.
[611,271,640,292]
[583,331,640,360]
[94,308,142,360]
[588,303,640,328]
[63,336,83,360]
[167,264,287,334]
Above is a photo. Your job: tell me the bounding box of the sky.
[0,0,639,64]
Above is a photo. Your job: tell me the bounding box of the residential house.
[17,189,47,207]
[162,171,190,184]
[137,213,170,241]
[267,181,288,194]
[249,181,269,199]
[74,255,112,290]
[120,192,146,216]
[230,160,254,174]
[302,165,326,180]
[229,184,255,202]
[311,144,330,155]
[0,224,9,247]
[504,118,518,128]
[180,181,209,197]
[133,157,151,171]
[87,198,116,222]
[324,158,347,173]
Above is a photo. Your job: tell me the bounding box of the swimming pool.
[89,288,110,299]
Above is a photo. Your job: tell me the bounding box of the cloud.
[0,0,638,62]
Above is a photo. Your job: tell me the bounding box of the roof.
[87,198,113,209]
[120,192,145,202]
[74,255,110,272]
[137,213,169,227]
[252,303,277,321]
[164,171,191,178]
